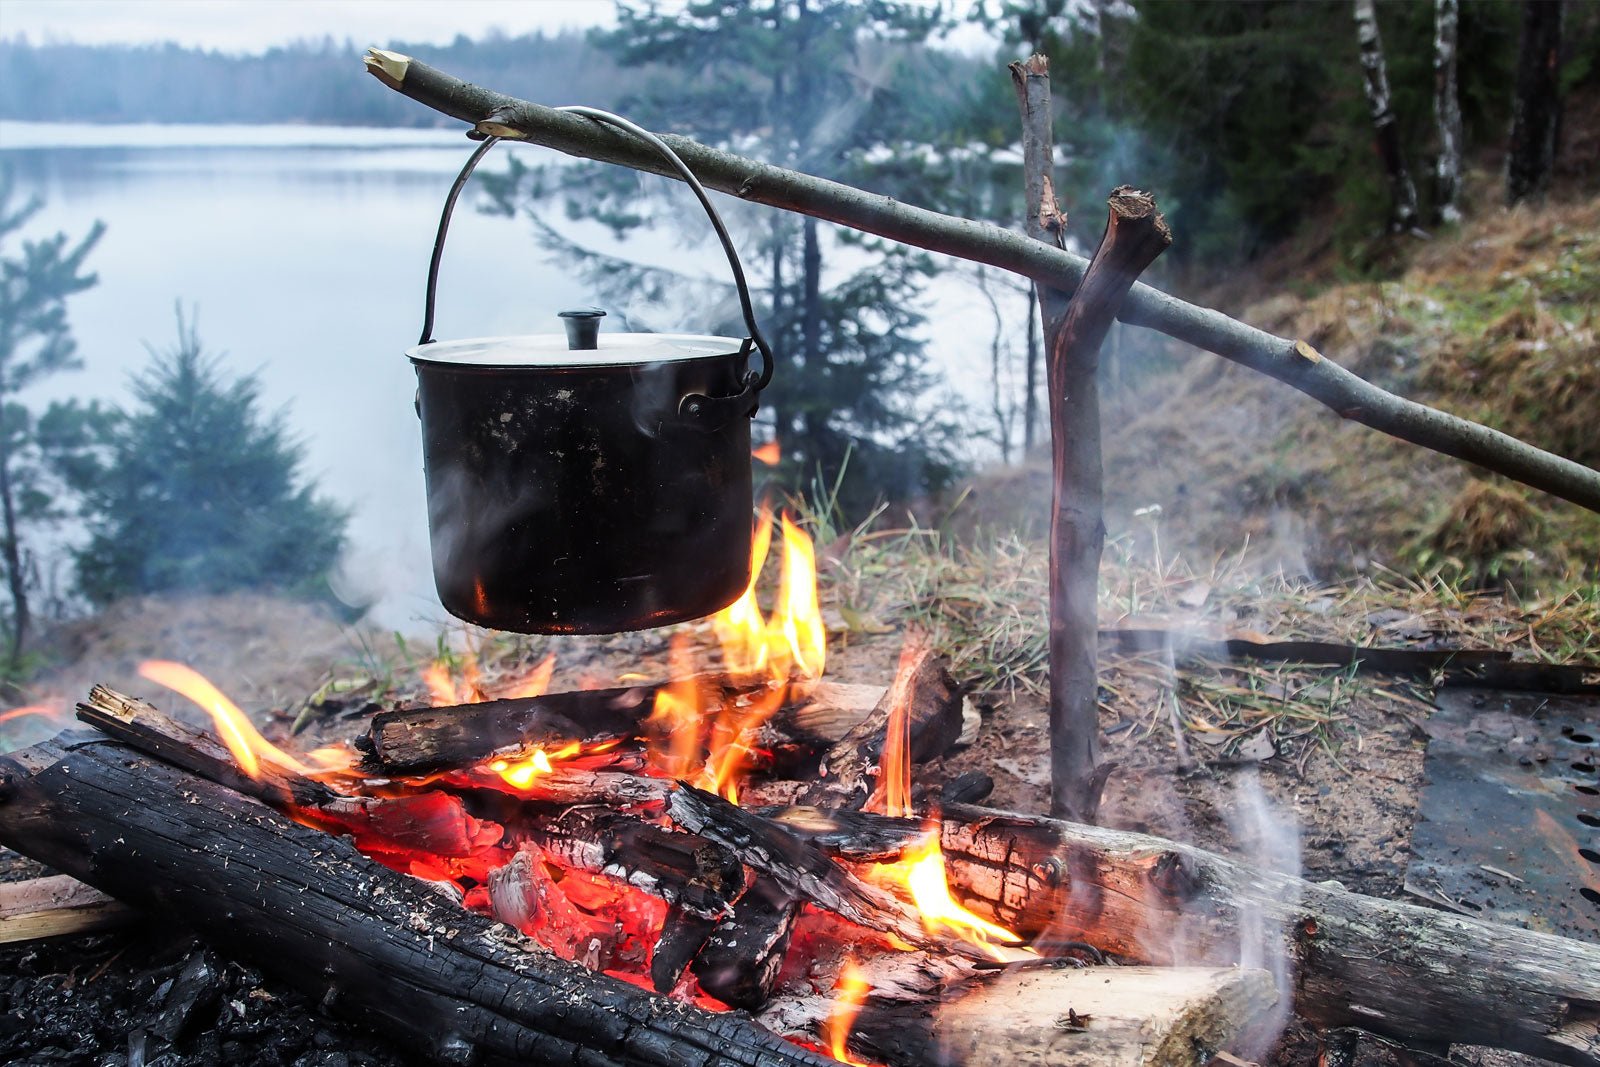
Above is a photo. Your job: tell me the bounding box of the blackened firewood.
[939,772,994,806]
[77,685,338,810]
[651,906,719,993]
[359,675,885,779]
[755,805,925,862]
[524,805,745,920]
[0,738,837,1067]
[692,879,801,1010]
[359,686,649,776]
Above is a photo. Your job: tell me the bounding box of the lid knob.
[558,307,606,350]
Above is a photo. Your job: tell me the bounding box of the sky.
[0,0,620,52]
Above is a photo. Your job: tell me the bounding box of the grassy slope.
[1093,193,1600,590]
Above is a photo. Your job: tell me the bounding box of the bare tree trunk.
[974,267,1013,464]
[1023,283,1040,453]
[1434,0,1464,223]
[1507,0,1564,205]
[799,215,824,468]
[1354,0,1423,234]
[0,432,28,671]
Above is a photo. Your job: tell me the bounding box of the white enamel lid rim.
[406,333,747,369]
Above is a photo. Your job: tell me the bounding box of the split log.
[0,873,135,944]
[362,48,1600,515]
[859,965,1278,1067]
[796,648,964,808]
[0,736,836,1067]
[929,804,1600,1066]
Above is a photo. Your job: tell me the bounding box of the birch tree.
[1354,0,1423,234]
[1434,0,1464,223]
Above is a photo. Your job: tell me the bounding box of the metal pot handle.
[417,111,776,428]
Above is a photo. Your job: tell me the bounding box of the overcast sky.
[0,1,621,52]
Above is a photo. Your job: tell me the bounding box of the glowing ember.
[752,440,781,465]
[138,660,309,779]
[821,957,872,1065]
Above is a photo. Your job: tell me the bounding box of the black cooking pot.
[407,112,774,634]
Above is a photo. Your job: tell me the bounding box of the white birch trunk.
[1354,0,1423,233]
[1434,0,1464,223]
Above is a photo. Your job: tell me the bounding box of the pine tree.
[491,0,966,515]
[66,310,348,606]
[0,171,103,668]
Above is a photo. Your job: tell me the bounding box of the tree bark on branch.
[362,49,1600,515]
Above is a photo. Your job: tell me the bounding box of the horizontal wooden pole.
[363,48,1600,514]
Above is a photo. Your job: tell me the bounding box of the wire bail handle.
[417,109,776,424]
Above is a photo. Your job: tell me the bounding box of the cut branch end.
[363,48,412,91]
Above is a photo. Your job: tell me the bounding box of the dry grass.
[828,516,1595,764]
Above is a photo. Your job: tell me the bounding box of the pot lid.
[408,308,744,369]
[407,332,744,369]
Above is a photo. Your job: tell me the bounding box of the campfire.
[108,514,1055,1062]
[1,511,1594,1066]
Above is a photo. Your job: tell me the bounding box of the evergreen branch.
[364,48,1600,515]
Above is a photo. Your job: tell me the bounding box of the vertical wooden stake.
[1011,56,1171,822]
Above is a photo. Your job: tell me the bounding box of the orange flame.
[701,682,786,804]
[138,660,309,779]
[821,957,872,1065]
[422,661,463,706]
[710,509,827,688]
[490,741,581,790]
[644,634,707,780]
[497,652,556,700]
[425,649,556,705]
[752,440,781,465]
[866,640,922,819]
[713,507,775,684]
[776,514,827,681]
[0,703,60,725]
[892,831,1028,961]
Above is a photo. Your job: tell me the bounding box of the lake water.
[0,122,1001,632]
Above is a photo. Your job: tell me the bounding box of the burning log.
[359,675,892,779]
[796,647,965,809]
[925,805,1600,1066]
[0,736,837,1067]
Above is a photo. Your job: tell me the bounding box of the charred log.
[0,737,836,1067]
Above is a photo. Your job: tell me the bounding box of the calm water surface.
[0,122,606,631]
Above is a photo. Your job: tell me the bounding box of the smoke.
[1223,772,1302,1058]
